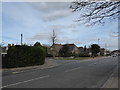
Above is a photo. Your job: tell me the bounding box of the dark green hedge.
[4,45,46,68]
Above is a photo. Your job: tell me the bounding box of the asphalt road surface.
[2,56,118,88]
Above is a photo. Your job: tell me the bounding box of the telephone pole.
[98,38,100,45]
[105,43,107,55]
[52,30,56,45]
[21,34,23,45]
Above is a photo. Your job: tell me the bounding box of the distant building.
[111,49,120,55]
[78,47,84,54]
[48,44,63,57]
[1,44,13,54]
[100,48,106,56]
[63,44,79,55]
[86,48,90,54]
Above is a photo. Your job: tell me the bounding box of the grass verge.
[54,56,108,60]
[55,57,92,60]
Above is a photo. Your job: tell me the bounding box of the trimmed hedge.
[4,45,46,68]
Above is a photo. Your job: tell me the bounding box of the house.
[111,49,120,56]
[100,48,106,56]
[62,44,79,55]
[78,47,84,54]
[48,44,63,57]
[86,48,90,54]
[1,44,13,54]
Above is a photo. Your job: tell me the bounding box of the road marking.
[88,62,98,66]
[12,72,20,74]
[2,75,50,88]
[11,67,45,74]
[64,67,81,72]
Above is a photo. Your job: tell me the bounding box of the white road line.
[11,66,47,74]
[2,75,50,88]
[64,67,81,72]
[88,63,97,66]
[65,61,81,65]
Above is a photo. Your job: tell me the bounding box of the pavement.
[2,58,59,75]
[102,56,120,89]
[102,66,118,88]
[2,56,118,88]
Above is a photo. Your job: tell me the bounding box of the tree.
[51,30,57,58]
[70,1,120,25]
[84,45,87,52]
[90,44,100,57]
[52,30,57,45]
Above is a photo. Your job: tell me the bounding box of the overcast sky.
[1,2,119,50]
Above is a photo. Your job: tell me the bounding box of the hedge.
[3,45,46,68]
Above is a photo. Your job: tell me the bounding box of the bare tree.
[52,30,57,45]
[70,1,120,25]
[51,30,57,58]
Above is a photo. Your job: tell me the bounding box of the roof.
[63,43,75,46]
[62,43,78,52]
[78,47,83,49]
[49,44,63,52]
[100,48,105,50]
[51,44,63,48]
[53,44,63,46]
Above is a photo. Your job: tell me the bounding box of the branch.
[70,1,120,25]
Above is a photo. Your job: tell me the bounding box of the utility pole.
[52,30,56,45]
[105,43,107,51]
[21,34,23,45]
[98,38,100,45]
[105,43,107,55]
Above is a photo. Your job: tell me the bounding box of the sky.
[1,2,119,51]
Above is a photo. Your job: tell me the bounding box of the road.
[2,56,118,88]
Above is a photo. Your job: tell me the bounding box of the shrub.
[4,45,46,68]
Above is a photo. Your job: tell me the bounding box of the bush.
[4,45,46,68]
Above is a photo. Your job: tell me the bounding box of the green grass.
[55,57,92,60]
[53,55,108,60]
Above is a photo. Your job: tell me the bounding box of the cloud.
[42,10,71,21]
[28,32,52,41]
[29,2,72,21]
[29,2,71,13]
[49,24,76,30]
[110,35,119,37]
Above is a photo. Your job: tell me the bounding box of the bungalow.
[78,47,84,54]
[100,48,106,56]
[62,44,79,55]
[48,44,63,57]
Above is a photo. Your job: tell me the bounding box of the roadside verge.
[102,66,118,88]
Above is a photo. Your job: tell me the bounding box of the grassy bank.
[54,56,108,60]
[55,57,92,60]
